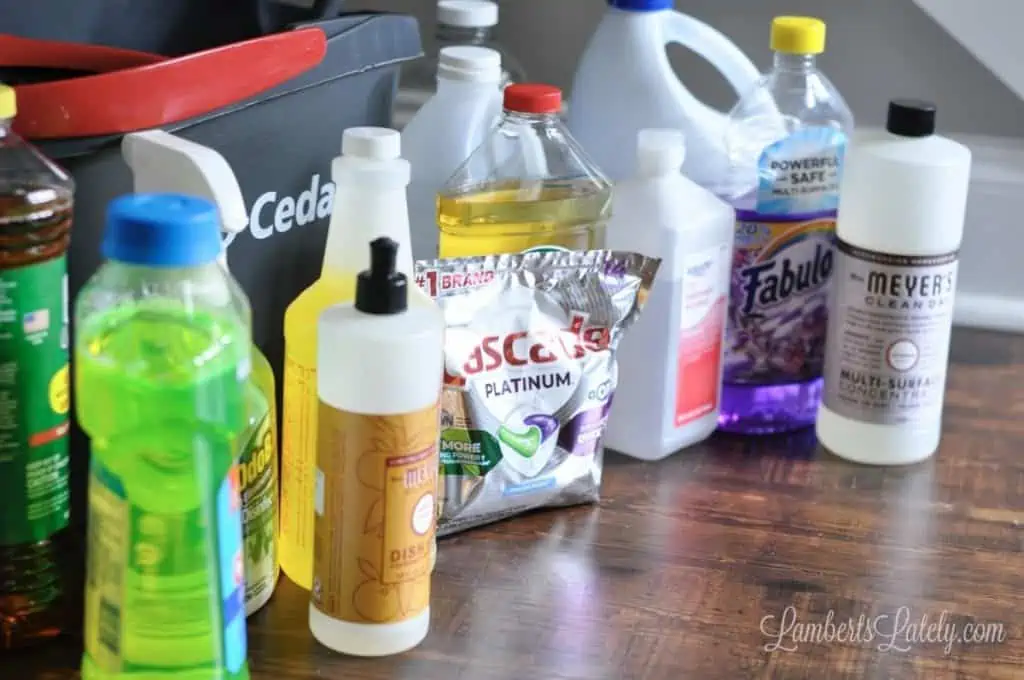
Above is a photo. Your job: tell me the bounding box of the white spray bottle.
[122,130,281,615]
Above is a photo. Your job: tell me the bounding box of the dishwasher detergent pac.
[415,249,659,535]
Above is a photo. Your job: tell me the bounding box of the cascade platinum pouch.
[415,249,660,536]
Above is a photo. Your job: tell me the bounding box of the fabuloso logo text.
[739,223,835,315]
[248,173,335,240]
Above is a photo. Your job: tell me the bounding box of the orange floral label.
[312,401,438,624]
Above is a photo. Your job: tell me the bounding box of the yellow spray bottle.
[280,127,436,590]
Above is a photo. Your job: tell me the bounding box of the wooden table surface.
[9,327,1024,679]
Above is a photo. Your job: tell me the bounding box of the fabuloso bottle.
[311,237,443,656]
[720,16,853,433]
[818,100,971,465]
[76,194,250,680]
[280,128,434,590]
[0,84,75,649]
[121,129,280,615]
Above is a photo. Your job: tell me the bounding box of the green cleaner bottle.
[75,194,251,680]
[0,83,75,649]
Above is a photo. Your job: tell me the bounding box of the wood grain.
[7,327,1022,679]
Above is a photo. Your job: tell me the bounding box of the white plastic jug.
[567,0,762,189]
[403,45,504,260]
[604,129,734,460]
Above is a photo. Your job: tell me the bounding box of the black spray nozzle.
[355,236,408,315]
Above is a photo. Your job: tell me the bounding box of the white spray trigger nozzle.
[122,130,248,269]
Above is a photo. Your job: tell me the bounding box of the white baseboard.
[954,292,1024,333]
[866,127,1024,334]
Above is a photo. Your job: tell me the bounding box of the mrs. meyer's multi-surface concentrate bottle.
[0,84,75,649]
[818,101,971,465]
[719,17,853,433]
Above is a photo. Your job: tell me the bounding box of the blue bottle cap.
[609,0,673,11]
[102,193,223,267]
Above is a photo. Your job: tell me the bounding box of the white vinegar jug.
[403,45,504,260]
[567,0,763,189]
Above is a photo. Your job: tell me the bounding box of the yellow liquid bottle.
[280,127,434,589]
[437,84,611,258]
[240,346,279,615]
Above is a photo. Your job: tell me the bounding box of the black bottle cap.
[886,99,937,138]
[355,237,407,315]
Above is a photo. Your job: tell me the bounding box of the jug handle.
[660,11,761,98]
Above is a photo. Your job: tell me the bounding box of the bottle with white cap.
[817,100,971,465]
[280,127,438,592]
[403,45,504,259]
[310,236,444,656]
[604,128,735,460]
[393,0,526,129]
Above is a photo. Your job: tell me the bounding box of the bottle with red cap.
[436,82,612,257]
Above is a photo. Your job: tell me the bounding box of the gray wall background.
[351,0,1024,138]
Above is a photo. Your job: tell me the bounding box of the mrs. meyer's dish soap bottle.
[719,16,853,433]
[0,84,75,649]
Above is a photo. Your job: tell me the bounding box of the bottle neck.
[322,184,414,277]
[773,52,817,72]
[437,75,500,93]
[504,111,559,126]
[436,23,493,46]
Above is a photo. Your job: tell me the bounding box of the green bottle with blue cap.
[75,193,251,680]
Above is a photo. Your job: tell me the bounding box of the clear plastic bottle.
[392,0,526,130]
[76,193,251,680]
[0,84,75,650]
[437,83,611,257]
[718,16,854,434]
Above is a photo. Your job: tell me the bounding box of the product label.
[675,244,729,427]
[416,249,657,537]
[239,411,278,614]
[756,126,846,215]
[0,256,70,546]
[311,402,438,624]
[83,462,248,673]
[279,354,316,584]
[83,464,129,675]
[724,213,835,385]
[822,239,958,425]
[217,466,248,674]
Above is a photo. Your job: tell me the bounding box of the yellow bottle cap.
[0,85,15,119]
[770,16,826,55]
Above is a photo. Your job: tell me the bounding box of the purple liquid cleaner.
[718,209,835,433]
[717,20,854,434]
